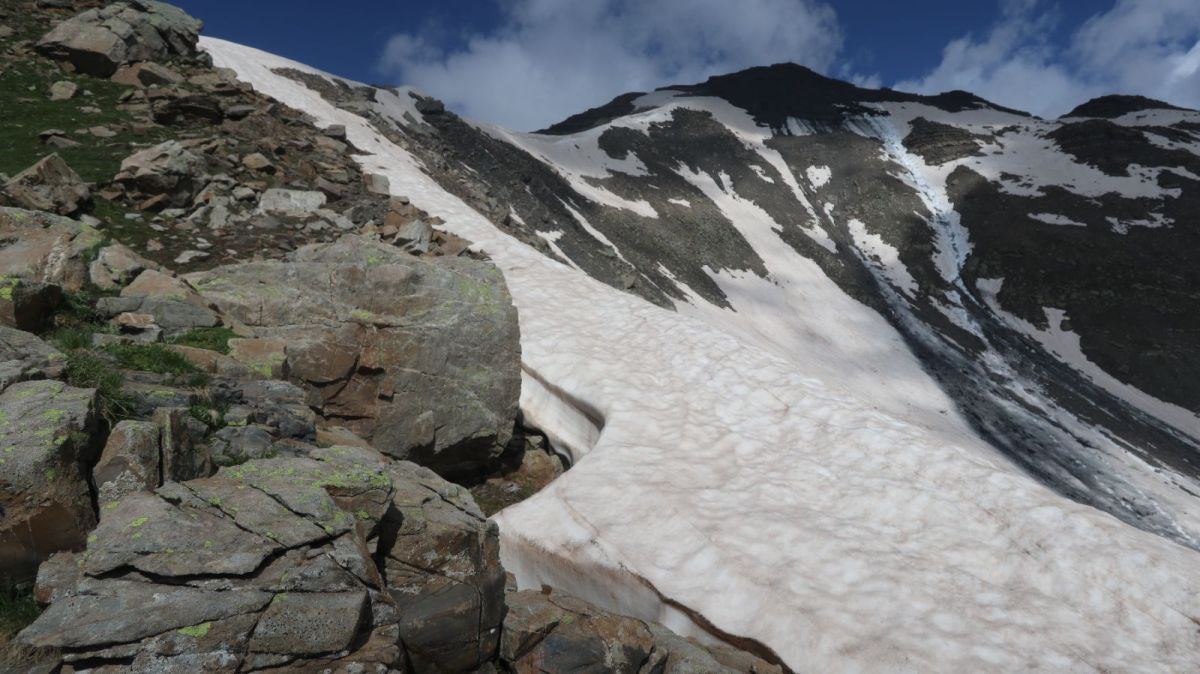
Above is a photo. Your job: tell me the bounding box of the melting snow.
[204,37,1200,673]
[1029,212,1087,227]
[806,164,832,188]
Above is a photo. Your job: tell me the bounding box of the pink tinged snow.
[204,37,1200,674]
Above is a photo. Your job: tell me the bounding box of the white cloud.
[897,0,1200,118]
[378,0,844,131]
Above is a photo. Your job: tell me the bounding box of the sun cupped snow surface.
[203,38,1200,673]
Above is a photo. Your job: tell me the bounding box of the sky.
[176,0,1200,131]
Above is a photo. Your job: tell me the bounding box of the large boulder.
[36,1,203,77]
[0,380,97,585]
[1,154,90,216]
[88,242,159,291]
[18,444,504,673]
[0,207,104,332]
[113,140,208,208]
[96,268,220,333]
[0,326,66,392]
[188,235,521,480]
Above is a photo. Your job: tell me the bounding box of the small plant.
[46,326,95,352]
[63,350,132,424]
[0,580,41,652]
[101,342,203,378]
[188,399,228,432]
[169,327,236,355]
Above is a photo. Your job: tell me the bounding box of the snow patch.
[806,165,831,188]
[1029,212,1087,227]
[847,218,919,296]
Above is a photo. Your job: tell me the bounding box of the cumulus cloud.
[896,0,1200,118]
[378,0,844,130]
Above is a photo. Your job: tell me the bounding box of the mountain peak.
[536,62,1029,136]
[1064,94,1194,119]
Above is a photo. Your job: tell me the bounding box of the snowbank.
[203,37,1200,673]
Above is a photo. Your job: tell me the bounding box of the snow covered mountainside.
[203,38,1200,672]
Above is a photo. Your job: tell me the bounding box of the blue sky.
[177,0,1200,130]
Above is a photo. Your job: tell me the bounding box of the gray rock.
[363,172,390,195]
[235,378,316,441]
[93,420,161,506]
[0,207,106,330]
[0,207,100,291]
[0,326,66,393]
[97,294,219,332]
[381,460,506,671]
[88,242,157,291]
[207,424,275,467]
[1,154,90,216]
[113,140,207,208]
[257,188,327,218]
[48,80,78,101]
[17,440,508,672]
[111,60,183,87]
[0,380,97,585]
[394,218,434,253]
[188,235,521,480]
[182,476,329,549]
[156,406,213,482]
[84,490,276,577]
[249,591,368,656]
[35,1,203,77]
[19,580,272,649]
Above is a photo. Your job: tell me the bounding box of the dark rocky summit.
[1063,94,1193,119]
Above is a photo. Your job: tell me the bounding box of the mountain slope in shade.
[203,37,1200,672]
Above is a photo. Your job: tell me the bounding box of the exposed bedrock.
[188,234,522,482]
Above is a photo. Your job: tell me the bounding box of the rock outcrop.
[0,326,65,391]
[1,154,91,216]
[499,587,784,674]
[35,0,203,77]
[19,444,505,673]
[188,235,522,481]
[112,139,208,209]
[0,380,97,585]
[0,206,102,331]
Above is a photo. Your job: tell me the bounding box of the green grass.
[0,59,167,184]
[0,582,53,670]
[170,327,236,355]
[188,401,227,432]
[0,585,40,642]
[102,342,202,376]
[44,290,114,350]
[63,349,132,424]
[45,325,94,351]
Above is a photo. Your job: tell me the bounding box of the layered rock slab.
[18,444,506,672]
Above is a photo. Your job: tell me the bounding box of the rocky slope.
[0,2,783,672]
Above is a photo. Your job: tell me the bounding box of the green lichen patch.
[176,622,211,639]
